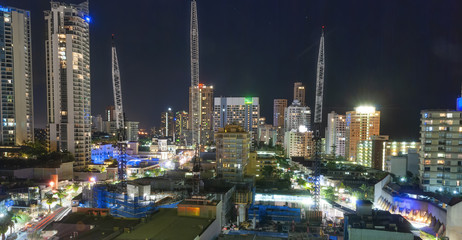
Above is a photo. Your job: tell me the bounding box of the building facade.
[293,82,306,106]
[126,121,139,142]
[45,1,91,167]
[215,125,250,181]
[345,106,380,164]
[284,130,314,159]
[419,110,462,194]
[189,84,213,145]
[175,111,189,145]
[0,6,34,145]
[325,111,346,157]
[273,99,287,127]
[160,108,174,138]
[284,100,311,132]
[213,97,260,135]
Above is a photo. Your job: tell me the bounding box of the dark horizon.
[3,0,462,140]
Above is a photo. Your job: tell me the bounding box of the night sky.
[4,0,462,140]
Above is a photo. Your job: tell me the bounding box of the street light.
[49,181,55,188]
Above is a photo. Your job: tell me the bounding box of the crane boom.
[313,27,325,211]
[112,35,124,131]
[112,35,127,181]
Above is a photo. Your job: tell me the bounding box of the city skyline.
[2,0,462,140]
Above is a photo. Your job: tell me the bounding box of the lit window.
[437,160,445,164]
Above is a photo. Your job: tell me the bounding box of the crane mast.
[313,26,325,211]
[112,35,127,181]
[190,0,201,147]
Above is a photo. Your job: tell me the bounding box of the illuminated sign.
[244,97,253,104]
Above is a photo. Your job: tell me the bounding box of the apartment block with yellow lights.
[246,152,278,178]
[419,110,462,194]
[215,125,250,181]
[345,106,380,165]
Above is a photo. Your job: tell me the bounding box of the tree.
[44,192,57,212]
[55,188,68,206]
[262,166,274,178]
[322,186,337,202]
[359,184,373,201]
[326,161,337,171]
[0,212,14,240]
[72,183,80,192]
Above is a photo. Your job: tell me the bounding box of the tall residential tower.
[0,6,34,145]
[45,1,91,167]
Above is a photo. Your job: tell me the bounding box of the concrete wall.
[446,202,462,240]
[74,171,107,181]
[374,174,392,204]
[1,162,74,180]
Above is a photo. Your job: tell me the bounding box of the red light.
[322,25,325,29]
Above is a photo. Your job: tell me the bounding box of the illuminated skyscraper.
[345,106,380,164]
[273,99,287,127]
[293,82,306,106]
[325,111,346,157]
[0,6,34,145]
[45,1,91,167]
[188,84,213,145]
[420,110,462,194]
[213,97,260,134]
[284,100,311,132]
[215,125,250,180]
[161,108,174,138]
[175,111,189,144]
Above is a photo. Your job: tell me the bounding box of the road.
[17,207,71,240]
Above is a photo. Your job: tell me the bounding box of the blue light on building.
[457,97,462,111]
[84,16,91,23]
[0,6,11,12]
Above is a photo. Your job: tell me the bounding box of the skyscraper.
[419,110,462,194]
[345,106,380,164]
[215,124,250,181]
[284,100,311,132]
[0,6,34,145]
[160,108,174,138]
[325,111,346,157]
[273,99,287,127]
[284,130,314,159]
[188,84,213,145]
[190,0,201,146]
[175,111,189,145]
[293,82,306,106]
[45,1,91,167]
[213,97,260,134]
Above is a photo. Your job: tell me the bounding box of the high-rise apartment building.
[188,84,213,145]
[125,121,139,142]
[215,125,250,181]
[92,115,103,132]
[419,110,462,194]
[293,82,306,106]
[284,129,314,159]
[325,111,346,157]
[175,111,189,144]
[161,108,174,138]
[273,99,287,127]
[213,97,260,134]
[345,106,380,164]
[105,105,116,122]
[45,1,91,167]
[284,100,311,132]
[0,6,34,145]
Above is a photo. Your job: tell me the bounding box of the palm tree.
[44,192,57,213]
[55,188,68,206]
[0,212,14,240]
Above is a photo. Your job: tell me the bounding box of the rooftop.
[115,208,214,240]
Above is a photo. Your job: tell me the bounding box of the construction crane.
[190,0,201,147]
[112,35,127,181]
[313,26,325,211]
